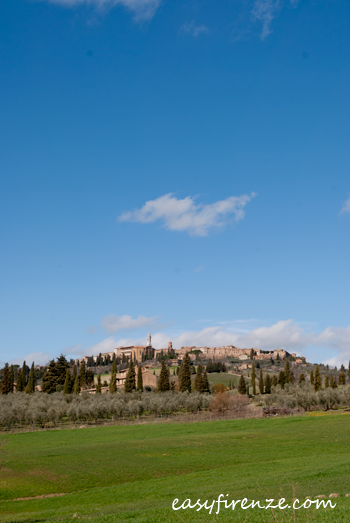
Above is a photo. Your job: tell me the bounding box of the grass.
[1,415,350,522]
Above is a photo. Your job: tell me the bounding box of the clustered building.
[76,332,296,367]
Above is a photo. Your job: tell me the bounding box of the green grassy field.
[1,414,350,522]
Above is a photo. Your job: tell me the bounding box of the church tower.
[147,331,152,347]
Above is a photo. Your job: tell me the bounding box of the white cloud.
[181,22,210,38]
[9,351,53,366]
[42,0,161,21]
[83,336,133,356]
[102,313,159,334]
[340,197,350,214]
[252,0,280,40]
[118,192,256,236]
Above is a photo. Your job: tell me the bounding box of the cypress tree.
[63,369,72,394]
[278,370,286,388]
[348,360,350,382]
[194,363,204,392]
[16,368,24,392]
[284,359,293,383]
[324,375,329,388]
[96,374,102,393]
[158,360,170,392]
[1,363,12,394]
[9,365,14,393]
[338,371,346,385]
[202,370,210,392]
[310,370,314,385]
[109,358,117,393]
[314,365,322,392]
[124,360,136,392]
[86,369,95,388]
[21,361,28,389]
[298,373,305,385]
[179,354,191,393]
[264,374,272,394]
[72,374,80,394]
[251,361,256,395]
[330,373,337,389]
[56,354,69,386]
[79,361,87,389]
[25,362,35,394]
[71,364,77,388]
[259,369,264,394]
[137,365,143,391]
[238,374,247,395]
[272,375,278,387]
[42,360,58,393]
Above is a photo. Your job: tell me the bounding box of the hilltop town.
[76,331,302,367]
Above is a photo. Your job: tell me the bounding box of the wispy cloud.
[252,0,281,40]
[118,192,257,236]
[340,197,350,214]
[9,351,53,366]
[181,21,210,38]
[101,314,159,334]
[42,0,161,21]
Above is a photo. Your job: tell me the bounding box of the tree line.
[0,390,212,430]
[236,360,350,396]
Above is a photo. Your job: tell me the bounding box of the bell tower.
[147,331,152,347]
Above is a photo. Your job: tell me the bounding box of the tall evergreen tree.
[314,365,322,392]
[202,370,210,393]
[284,359,293,383]
[16,368,24,392]
[96,373,102,393]
[272,375,278,387]
[25,362,35,394]
[9,365,14,393]
[298,373,305,385]
[278,370,286,389]
[194,363,204,392]
[21,361,28,389]
[179,354,192,393]
[124,360,136,392]
[338,371,346,385]
[330,373,337,389]
[259,369,264,394]
[324,375,329,388]
[72,374,80,394]
[310,369,314,385]
[137,365,143,392]
[42,359,58,393]
[158,360,170,392]
[63,369,72,394]
[79,361,87,389]
[56,355,69,386]
[86,369,95,388]
[109,358,117,393]
[251,361,256,395]
[348,360,350,382]
[264,374,272,394]
[238,374,247,395]
[1,363,12,394]
[71,364,77,388]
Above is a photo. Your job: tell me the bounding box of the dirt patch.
[14,492,66,501]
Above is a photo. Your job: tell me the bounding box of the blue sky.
[1,0,349,368]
